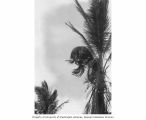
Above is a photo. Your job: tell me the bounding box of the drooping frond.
[67,46,93,77]
[70,46,93,65]
[72,65,85,77]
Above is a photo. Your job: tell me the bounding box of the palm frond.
[103,34,111,54]
[74,0,93,30]
[41,80,49,91]
[35,86,49,113]
[54,100,69,113]
[35,81,68,114]
[67,46,93,77]
[47,89,58,107]
[104,53,111,71]
[84,99,92,114]
[65,22,95,57]
[85,0,111,53]
[74,0,88,20]
[72,65,85,77]
[46,102,57,114]
[49,90,57,102]
[84,87,95,114]
[35,86,49,104]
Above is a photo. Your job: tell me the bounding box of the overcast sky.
[35,0,90,114]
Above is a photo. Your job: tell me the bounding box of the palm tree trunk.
[91,53,107,114]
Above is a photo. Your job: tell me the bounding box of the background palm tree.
[66,0,111,114]
[35,80,68,114]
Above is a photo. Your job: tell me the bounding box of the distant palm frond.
[35,81,68,114]
[54,100,69,113]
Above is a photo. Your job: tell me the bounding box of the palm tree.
[66,0,111,114]
[35,80,68,114]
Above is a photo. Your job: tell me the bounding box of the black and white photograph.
[1,0,146,119]
[35,0,111,114]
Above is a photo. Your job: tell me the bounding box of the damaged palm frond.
[67,46,94,77]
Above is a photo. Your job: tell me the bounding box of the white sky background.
[35,0,89,114]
